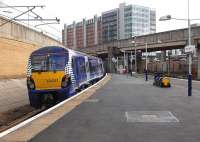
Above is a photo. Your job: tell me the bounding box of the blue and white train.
[26,46,105,108]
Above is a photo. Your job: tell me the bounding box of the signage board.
[185,45,195,53]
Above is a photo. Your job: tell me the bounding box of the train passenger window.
[89,59,95,73]
[86,61,89,73]
[72,58,74,68]
[72,57,78,74]
[80,59,86,73]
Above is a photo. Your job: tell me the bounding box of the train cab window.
[32,54,66,72]
[48,55,66,71]
[31,55,47,72]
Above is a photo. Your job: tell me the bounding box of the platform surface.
[31,74,200,142]
[0,78,28,113]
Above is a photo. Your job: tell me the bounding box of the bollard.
[145,69,148,81]
[188,74,192,96]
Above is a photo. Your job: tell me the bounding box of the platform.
[0,78,28,113]
[28,74,200,142]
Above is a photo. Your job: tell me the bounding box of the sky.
[1,0,200,40]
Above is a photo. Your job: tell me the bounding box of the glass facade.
[102,9,118,42]
[123,4,156,39]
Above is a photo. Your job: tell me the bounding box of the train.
[26,46,105,108]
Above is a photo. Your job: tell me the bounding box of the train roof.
[30,46,100,60]
[31,46,68,55]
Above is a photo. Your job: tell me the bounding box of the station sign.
[112,57,117,63]
[184,45,195,53]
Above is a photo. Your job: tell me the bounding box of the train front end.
[27,46,71,108]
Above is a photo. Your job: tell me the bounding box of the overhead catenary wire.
[0,1,61,40]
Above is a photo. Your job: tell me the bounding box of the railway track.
[0,105,46,133]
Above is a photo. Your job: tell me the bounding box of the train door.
[97,59,101,77]
[85,56,90,82]
[88,58,94,79]
[72,56,79,88]
[80,57,87,84]
[100,59,104,75]
[77,57,84,84]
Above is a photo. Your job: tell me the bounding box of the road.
[30,74,200,142]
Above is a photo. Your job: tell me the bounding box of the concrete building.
[62,16,101,49]
[76,22,84,49]
[86,18,95,48]
[65,24,74,49]
[97,17,102,45]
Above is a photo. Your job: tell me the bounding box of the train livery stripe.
[66,53,76,91]
[27,57,32,77]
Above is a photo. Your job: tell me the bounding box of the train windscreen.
[31,54,67,72]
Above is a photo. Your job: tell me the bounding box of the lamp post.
[187,0,192,96]
[131,40,148,81]
[134,37,137,73]
[131,40,137,73]
[159,0,194,96]
[145,42,148,81]
[124,50,126,69]
[131,51,133,72]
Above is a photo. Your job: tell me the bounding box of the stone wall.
[0,16,62,78]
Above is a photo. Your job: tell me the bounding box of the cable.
[0,1,61,40]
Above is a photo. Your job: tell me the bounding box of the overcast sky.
[1,0,200,40]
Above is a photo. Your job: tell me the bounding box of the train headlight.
[61,75,70,88]
[27,77,35,90]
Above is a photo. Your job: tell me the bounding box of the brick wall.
[0,16,62,79]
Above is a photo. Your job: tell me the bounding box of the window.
[32,54,66,72]
[79,57,86,73]
[31,55,47,71]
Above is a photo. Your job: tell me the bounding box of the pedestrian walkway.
[31,74,200,142]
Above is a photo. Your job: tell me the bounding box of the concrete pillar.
[107,47,115,73]
[73,21,76,50]
[63,24,67,48]
[83,18,87,48]
[119,3,125,40]
[160,51,166,62]
[137,59,143,73]
[94,15,98,45]
[197,48,200,79]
